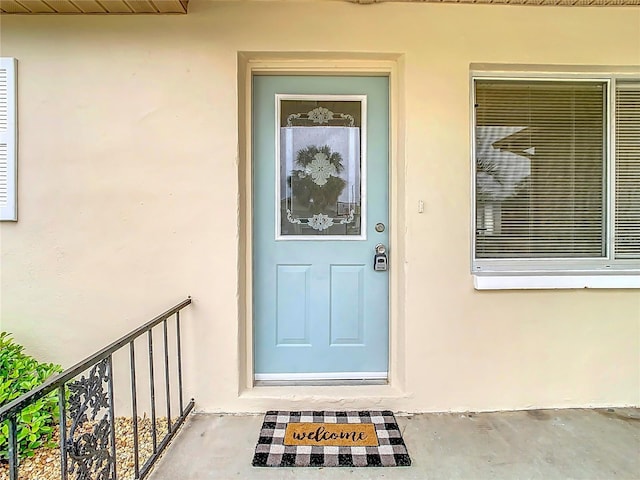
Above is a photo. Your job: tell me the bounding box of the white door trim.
[254,372,388,382]
[238,52,407,402]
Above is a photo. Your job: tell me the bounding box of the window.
[0,57,17,222]
[615,83,640,259]
[472,74,639,281]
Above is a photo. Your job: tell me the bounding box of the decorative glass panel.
[278,97,364,238]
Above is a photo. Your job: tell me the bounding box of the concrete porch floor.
[148,408,640,479]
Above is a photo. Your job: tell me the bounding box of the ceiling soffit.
[1,0,638,15]
[0,0,188,14]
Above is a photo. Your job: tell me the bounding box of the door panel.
[253,75,389,380]
[276,265,311,345]
[329,264,365,345]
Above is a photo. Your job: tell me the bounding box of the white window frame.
[0,57,17,222]
[470,70,640,290]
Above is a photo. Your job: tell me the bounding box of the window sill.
[474,275,640,290]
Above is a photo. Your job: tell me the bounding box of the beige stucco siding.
[0,0,639,412]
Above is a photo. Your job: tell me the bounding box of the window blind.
[474,80,606,259]
[615,83,640,259]
[0,57,17,221]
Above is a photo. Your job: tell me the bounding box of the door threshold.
[254,372,388,386]
[255,379,388,387]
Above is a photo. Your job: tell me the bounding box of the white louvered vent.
[615,83,640,259]
[0,58,17,221]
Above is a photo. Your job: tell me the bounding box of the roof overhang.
[1,0,639,14]
[0,0,189,14]
[351,0,639,4]
[352,0,640,4]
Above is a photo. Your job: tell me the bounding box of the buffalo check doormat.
[252,411,411,467]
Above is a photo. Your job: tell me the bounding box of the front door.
[253,75,389,382]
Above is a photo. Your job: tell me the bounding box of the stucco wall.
[1,0,639,413]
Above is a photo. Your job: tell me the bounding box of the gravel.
[0,417,171,480]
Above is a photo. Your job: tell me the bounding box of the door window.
[277,95,366,238]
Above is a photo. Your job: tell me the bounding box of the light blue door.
[253,75,389,381]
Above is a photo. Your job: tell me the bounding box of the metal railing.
[0,298,194,480]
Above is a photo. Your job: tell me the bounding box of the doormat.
[252,410,411,467]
